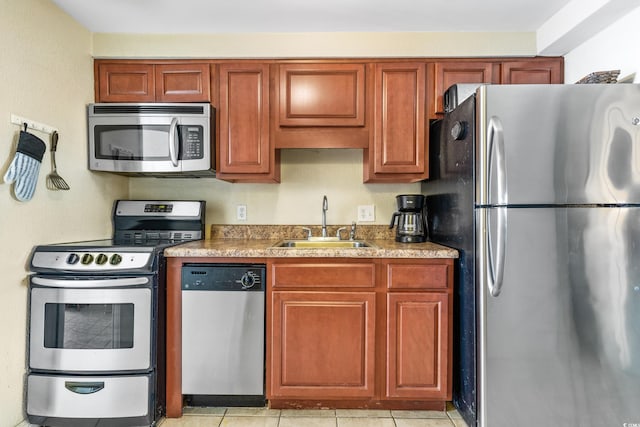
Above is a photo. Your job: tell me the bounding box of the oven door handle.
[65,381,105,394]
[31,276,150,288]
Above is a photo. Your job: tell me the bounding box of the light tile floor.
[159,404,469,427]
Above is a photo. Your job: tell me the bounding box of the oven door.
[29,275,153,373]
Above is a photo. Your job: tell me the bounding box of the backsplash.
[209,224,395,240]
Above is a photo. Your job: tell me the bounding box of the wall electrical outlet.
[357,205,375,222]
[237,205,247,221]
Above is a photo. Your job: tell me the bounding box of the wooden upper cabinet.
[97,63,155,102]
[155,63,210,102]
[431,61,494,117]
[429,58,563,117]
[278,63,365,127]
[95,61,210,102]
[500,59,563,84]
[365,62,427,183]
[274,63,369,149]
[216,63,278,182]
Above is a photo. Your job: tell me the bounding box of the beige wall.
[0,1,128,425]
[130,149,419,226]
[92,31,537,58]
[564,5,640,83]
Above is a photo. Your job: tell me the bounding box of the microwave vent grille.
[92,104,207,115]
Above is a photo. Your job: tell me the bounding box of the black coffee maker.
[389,194,428,243]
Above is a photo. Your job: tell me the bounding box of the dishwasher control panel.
[182,263,265,291]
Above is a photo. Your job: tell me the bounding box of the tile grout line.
[177,407,467,427]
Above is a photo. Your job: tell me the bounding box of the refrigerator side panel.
[477,84,640,206]
[423,98,477,427]
[478,206,640,427]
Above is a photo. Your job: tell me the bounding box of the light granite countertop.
[164,225,458,259]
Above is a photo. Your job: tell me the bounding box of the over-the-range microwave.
[87,103,215,177]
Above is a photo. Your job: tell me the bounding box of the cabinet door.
[386,292,450,399]
[270,291,376,398]
[96,63,155,102]
[365,62,427,182]
[432,62,494,117]
[500,59,563,84]
[278,64,365,127]
[217,63,278,182]
[155,63,210,102]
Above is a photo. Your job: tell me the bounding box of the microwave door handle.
[168,117,179,167]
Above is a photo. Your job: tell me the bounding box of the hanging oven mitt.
[3,128,46,202]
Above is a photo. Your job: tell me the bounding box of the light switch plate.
[237,205,247,221]
[357,205,375,222]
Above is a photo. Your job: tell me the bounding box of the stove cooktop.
[29,200,206,274]
[48,238,186,250]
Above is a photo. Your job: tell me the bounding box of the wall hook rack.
[10,113,57,135]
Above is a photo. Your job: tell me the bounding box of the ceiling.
[51,0,574,34]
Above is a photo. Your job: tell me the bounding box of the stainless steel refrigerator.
[423,84,640,427]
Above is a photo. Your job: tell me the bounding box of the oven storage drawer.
[27,373,154,425]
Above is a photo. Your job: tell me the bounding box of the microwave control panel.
[180,125,204,160]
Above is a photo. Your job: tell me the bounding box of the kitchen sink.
[271,240,376,249]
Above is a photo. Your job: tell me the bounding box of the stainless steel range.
[26,200,205,427]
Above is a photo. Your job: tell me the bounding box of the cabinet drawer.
[387,263,449,290]
[271,262,375,288]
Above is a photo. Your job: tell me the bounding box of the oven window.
[43,303,135,349]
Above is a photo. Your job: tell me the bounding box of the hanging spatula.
[46,131,70,190]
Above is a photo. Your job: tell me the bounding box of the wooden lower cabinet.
[267,258,453,408]
[386,292,449,399]
[270,291,376,398]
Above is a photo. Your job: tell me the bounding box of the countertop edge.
[164,239,458,259]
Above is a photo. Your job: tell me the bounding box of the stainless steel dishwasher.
[181,263,265,406]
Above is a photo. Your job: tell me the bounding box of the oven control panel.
[31,251,153,272]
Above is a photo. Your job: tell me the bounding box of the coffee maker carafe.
[389,194,427,243]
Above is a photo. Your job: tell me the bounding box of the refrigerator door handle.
[487,116,507,205]
[487,206,507,297]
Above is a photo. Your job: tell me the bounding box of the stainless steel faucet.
[321,195,328,238]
